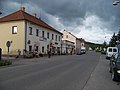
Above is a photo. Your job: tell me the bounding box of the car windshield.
[108,48,112,52]
[113,49,117,52]
[81,49,84,51]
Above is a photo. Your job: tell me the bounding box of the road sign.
[6,41,11,47]
[118,44,120,50]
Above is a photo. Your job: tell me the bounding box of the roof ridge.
[21,11,62,34]
[0,10,19,19]
[64,30,77,38]
[0,10,62,34]
[19,10,25,19]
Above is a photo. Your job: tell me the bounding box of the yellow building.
[62,30,77,54]
[0,7,62,56]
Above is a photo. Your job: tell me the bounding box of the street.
[0,51,120,90]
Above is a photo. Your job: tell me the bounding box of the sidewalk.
[83,55,120,90]
[2,55,66,65]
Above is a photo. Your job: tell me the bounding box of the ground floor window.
[36,46,39,52]
[29,45,32,52]
[42,46,44,53]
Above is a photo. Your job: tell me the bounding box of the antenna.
[39,9,42,19]
[39,11,41,19]
[20,0,23,7]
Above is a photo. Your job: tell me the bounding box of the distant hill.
[86,41,102,46]
[85,41,102,50]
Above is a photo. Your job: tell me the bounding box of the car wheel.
[112,71,117,81]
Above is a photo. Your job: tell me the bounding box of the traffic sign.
[118,44,120,50]
[6,41,11,47]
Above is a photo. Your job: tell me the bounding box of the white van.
[106,47,118,59]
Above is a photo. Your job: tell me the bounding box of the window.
[36,29,39,36]
[12,26,17,34]
[62,35,63,38]
[47,32,49,39]
[42,46,44,53]
[36,46,39,52]
[52,34,54,40]
[56,35,57,41]
[47,45,49,49]
[66,35,68,38]
[59,36,60,41]
[29,45,32,52]
[82,44,84,46]
[42,31,44,38]
[108,48,112,52]
[113,49,117,52]
[29,27,32,35]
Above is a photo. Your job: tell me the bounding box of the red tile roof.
[77,38,85,42]
[0,10,62,34]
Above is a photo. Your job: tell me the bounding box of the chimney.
[20,7,25,11]
[32,13,37,17]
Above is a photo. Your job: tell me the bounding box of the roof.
[77,38,85,42]
[63,30,77,38]
[0,10,62,34]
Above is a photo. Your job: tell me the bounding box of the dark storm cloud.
[0,0,120,43]
[30,0,120,29]
[1,0,119,27]
[0,0,4,13]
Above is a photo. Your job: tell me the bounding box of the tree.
[109,32,117,47]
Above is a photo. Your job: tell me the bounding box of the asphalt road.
[0,51,119,90]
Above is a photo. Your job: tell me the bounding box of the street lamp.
[113,0,120,5]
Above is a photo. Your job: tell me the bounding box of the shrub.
[0,60,12,66]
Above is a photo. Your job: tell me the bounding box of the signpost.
[117,42,120,54]
[6,41,11,60]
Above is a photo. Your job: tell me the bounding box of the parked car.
[77,49,86,55]
[106,47,118,59]
[101,50,106,55]
[109,54,120,81]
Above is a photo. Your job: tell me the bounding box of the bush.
[0,60,12,66]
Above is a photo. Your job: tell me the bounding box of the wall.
[26,21,62,55]
[0,20,25,55]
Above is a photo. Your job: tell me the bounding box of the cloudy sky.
[0,0,120,44]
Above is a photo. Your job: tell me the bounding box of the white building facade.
[26,21,62,55]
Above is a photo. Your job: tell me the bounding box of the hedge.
[0,60,12,66]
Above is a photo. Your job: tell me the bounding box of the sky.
[0,0,120,44]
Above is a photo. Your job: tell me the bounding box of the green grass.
[0,60,12,66]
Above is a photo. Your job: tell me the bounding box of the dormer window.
[12,26,17,34]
